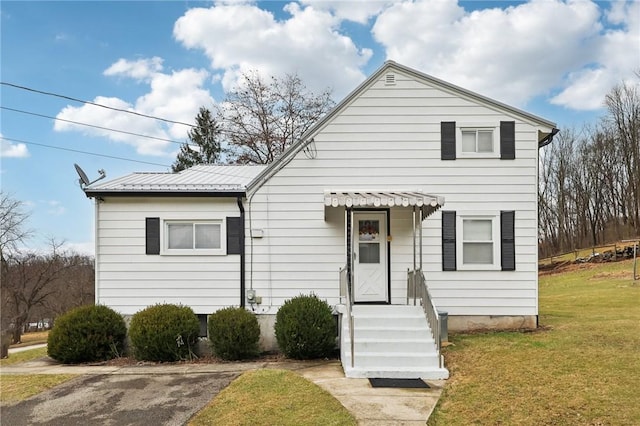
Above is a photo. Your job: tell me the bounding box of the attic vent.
[385,73,396,85]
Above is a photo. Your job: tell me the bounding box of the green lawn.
[189,369,356,426]
[429,259,640,425]
[1,346,77,405]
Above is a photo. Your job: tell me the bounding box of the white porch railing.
[339,265,354,368]
[407,269,442,364]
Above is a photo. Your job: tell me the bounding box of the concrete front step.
[347,325,433,340]
[346,338,435,353]
[343,352,441,369]
[344,365,450,380]
[340,304,448,380]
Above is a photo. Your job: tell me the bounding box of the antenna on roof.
[74,163,106,188]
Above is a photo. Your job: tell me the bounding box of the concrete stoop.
[340,305,449,380]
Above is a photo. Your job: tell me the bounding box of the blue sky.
[1,0,638,254]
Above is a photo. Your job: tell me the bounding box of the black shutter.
[500,121,515,160]
[442,211,456,271]
[226,217,243,255]
[501,211,515,271]
[441,121,456,160]
[145,217,160,255]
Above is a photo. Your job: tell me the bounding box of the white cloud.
[0,134,30,158]
[299,0,394,24]
[551,1,640,110]
[55,62,215,156]
[46,200,66,216]
[173,2,371,98]
[371,0,612,107]
[104,57,164,81]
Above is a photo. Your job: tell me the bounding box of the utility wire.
[1,82,196,128]
[0,136,170,167]
[1,106,185,146]
[1,136,264,181]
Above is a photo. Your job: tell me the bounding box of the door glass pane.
[359,220,380,241]
[168,224,192,249]
[463,242,493,264]
[463,219,492,240]
[195,224,220,249]
[461,131,476,152]
[477,130,493,152]
[359,243,380,264]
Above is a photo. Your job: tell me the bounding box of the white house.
[83,61,557,379]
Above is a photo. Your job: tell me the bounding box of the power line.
[1,106,185,146]
[0,136,170,167]
[1,81,196,128]
[1,136,265,181]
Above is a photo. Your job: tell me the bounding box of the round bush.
[47,304,126,364]
[208,307,260,360]
[129,304,199,362]
[275,294,336,360]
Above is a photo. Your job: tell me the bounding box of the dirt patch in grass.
[590,270,634,280]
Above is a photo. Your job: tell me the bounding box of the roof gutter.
[83,190,246,198]
[538,128,560,149]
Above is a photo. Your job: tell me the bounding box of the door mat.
[368,378,430,388]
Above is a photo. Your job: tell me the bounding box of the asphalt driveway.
[1,372,238,426]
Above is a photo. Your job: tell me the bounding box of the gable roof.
[247,60,557,196]
[84,164,266,197]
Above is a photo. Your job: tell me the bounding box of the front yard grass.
[429,259,640,425]
[0,346,48,366]
[189,369,357,426]
[1,346,77,405]
[0,374,76,405]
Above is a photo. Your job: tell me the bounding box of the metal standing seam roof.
[84,165,267,194]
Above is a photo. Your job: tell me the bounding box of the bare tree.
[0,192,32,332]
[539,74,640,258]
[221,71,334,164]
[0,193,31,268]
[1,240,87,343]
[605,79,640,234]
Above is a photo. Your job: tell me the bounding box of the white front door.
[353,211,388,303]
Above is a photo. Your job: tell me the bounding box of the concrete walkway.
[1,353,443,425]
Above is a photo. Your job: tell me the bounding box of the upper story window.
[441,121,515,160]
[461,129,495,154]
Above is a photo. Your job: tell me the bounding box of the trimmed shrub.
[129,304,199,362]
[47,304,126,364]
[208,307,260,360]
[275,294,336,360]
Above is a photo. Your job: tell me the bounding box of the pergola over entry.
[324,190,445,302]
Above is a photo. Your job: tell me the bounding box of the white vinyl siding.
[95,197,240,315]
[246,69,547,317]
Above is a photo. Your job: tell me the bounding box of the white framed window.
[163,220,224,255]
[457,214,500,270]
[457,126,499,158]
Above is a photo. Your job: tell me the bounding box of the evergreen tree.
[172,107,221,172]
